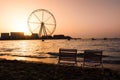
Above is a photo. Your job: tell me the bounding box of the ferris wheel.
[27,9,56,38]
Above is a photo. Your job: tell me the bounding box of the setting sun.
[13,20,30,35]
[2,10,31,35]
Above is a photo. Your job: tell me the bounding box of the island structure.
[0,32,72,40]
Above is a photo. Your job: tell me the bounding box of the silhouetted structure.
[0,32,72,40]
[1,33,9,40]
[53,35,64,39]
[53,35,72,39]
[10,32,24,39]
[41,35,52,39]
[91,38,96,40]
[31,33,39,39]
[103,38,107,40]
[28,9,56,38]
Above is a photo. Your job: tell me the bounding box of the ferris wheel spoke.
[42,11,44,21]
[32,24,41,32]
[44,23,55,25]
[33,13,42,22]
[45,26,52,34]
[29,22,41,24]
[44,16,52,22]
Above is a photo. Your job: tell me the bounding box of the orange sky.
[0,0,120,38]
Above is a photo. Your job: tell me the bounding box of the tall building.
[10,32,24,39]
[1,33,9,40]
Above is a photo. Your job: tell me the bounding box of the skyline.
[0,0,120,38]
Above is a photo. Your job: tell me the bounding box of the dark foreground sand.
[0,59,120,80]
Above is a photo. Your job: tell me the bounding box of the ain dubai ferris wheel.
[27,9,56,38]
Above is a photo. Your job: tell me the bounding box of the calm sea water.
[0,39,120,64]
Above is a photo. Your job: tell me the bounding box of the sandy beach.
[35,57,120,71]
[0,59,120,80]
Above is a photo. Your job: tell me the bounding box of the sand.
[0,59,120,80]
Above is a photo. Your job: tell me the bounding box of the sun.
[12,19,31,35]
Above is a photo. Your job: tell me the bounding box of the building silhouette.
[10,32,24,39]
[53,35,71,39]
[31,33,39,39]
[1,33,9,40]
[0,32,72,40]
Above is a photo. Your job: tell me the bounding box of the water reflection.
[19,41,29,52]
[15,57,26,61]
[0,40,120,63]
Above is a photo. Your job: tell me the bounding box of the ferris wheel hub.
[41,22,44,26]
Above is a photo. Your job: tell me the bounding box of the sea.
[0,39,120,66]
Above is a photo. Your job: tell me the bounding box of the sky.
[0,0,120,38]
